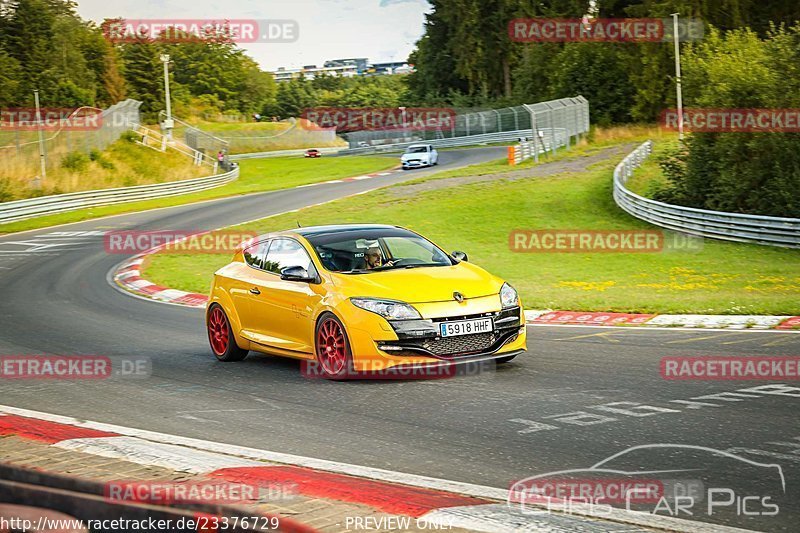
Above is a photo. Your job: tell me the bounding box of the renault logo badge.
[453,291,464,303]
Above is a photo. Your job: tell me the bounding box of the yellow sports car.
[206,224,526,378]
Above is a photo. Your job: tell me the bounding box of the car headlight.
[350,298,421,320]
[500,283,519,308]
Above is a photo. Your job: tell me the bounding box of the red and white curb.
[525,310,800,331]
[0,406,752,533]
[301,168,404,187]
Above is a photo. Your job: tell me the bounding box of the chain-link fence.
[157,112,230,157]
[0,99,141,182]
[339,96,589,153]
[342,97,588,149]
[158,114,343,155]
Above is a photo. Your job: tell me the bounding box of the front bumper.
[401,159,429,168]
[344,303,526,372]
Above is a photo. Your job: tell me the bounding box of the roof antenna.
[296,220,302,228]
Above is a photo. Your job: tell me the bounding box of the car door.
[248,238,322,356]
[232,239,271,336]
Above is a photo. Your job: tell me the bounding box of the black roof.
[293,224,400,237]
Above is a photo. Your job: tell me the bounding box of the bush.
[89,149,116,170]
[61,152,90,172]
[120,130,139,143]
[0,178,15,202]
[655,27,800,217]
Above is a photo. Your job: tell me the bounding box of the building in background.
[270,58,413,82]
[367,61,411,75]
[323,58,369,73]
[271,64,359,82]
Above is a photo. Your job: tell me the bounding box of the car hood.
[401,153,427,160]
[332,261,504,304]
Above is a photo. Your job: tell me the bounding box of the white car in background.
[401,144,438,169]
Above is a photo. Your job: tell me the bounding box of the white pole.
[161,54,173,141]
[34,89,47,182]
[671,13,684,140]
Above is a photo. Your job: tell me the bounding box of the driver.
[364,246,384,269]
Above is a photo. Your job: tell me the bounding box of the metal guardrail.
[614,141,800,248]
[0,166,239,224]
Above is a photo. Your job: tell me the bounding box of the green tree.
[655,27,800,217]
[549,43,635,124]
[119,38,164,114]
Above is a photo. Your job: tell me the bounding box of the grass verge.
[144,134,800,315]
[0,155,396,234]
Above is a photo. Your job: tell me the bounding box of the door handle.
[249,287,261,295]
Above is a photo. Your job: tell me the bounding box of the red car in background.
[304,149,321,158]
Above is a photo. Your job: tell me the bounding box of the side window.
[244,240,270,268]
[263,238,315,275]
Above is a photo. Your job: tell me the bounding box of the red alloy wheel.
[208,307,229,356]
[317,317,347,375]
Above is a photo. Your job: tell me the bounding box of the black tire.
[207,304,248,362]
[314,312,354,380]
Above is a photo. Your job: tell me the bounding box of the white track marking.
[55,436,268,473]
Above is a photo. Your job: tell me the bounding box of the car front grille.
[421,332,496,356]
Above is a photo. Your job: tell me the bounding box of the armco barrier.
[0,166,239,224]
[614,141,800,248]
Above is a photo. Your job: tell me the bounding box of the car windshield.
[405,146,428,153]
[304,228,453,273]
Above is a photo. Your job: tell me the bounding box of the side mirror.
[451,251,468,262]
[280,266,314,282]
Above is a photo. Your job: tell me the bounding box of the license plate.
[440,318,493,337]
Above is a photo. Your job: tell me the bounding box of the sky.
[75,0,432,71]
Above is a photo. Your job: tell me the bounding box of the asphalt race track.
[1,146,799,532]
